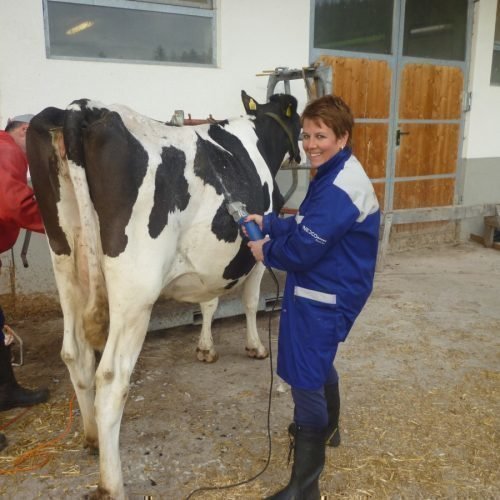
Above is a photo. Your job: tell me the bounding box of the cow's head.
[241,91,301,176]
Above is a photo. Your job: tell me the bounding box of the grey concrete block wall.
[460,157,500,240]
[0,231,56,297]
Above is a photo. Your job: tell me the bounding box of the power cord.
[185,266,280,499]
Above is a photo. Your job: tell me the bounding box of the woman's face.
[302,118,347,169]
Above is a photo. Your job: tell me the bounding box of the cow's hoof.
[196,348,219,363]
[245,346,269,359]
[84,486,113,499]
[84,438,99,456]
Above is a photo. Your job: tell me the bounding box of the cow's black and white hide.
[26,91,300,499]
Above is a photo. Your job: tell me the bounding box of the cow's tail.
[64,99,110,350]
[27,108,71,255]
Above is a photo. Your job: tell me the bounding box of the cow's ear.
[282,95,298,121]
[269,93,298,121]
[241,90,259,116]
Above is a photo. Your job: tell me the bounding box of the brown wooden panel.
[393,179,454,210]
[399,64,463,120]
[352,123,388,179]
[395,123,459,177]
[318,55,391,119]
[373,182,385,209]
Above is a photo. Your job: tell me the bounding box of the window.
[313,0,394,55]
[44,0,216,66]
[134,0,212,7]
[492,1,500,85]
[403,0,468,61]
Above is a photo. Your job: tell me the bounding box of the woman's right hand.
[244,214,263,230]
[240,214,263,240]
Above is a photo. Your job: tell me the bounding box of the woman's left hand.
[247,238,269,262]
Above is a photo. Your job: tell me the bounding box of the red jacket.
[0,131,44,253]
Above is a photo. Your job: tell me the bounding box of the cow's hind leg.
[242,262,268,359]
[92,305,152,500]
[61,317,99,452]
[196,297,219,363]
[56,260,99,452]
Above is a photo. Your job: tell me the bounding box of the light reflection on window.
[403,0,467,61]
[46,0,215,66]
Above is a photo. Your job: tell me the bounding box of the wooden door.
[394,62,463,206]
[311,0,472,243]
[318,55,391,210]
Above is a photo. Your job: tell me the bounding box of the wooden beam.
[377,203,500,270]
[390,203,498,225]
[470,233,500,251]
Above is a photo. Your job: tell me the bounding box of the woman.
[246,94,380,499]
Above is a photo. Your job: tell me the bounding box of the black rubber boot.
[0,432,7,451]
[325,382,340,447]
[265,425,326,500]
[0,341,49,411]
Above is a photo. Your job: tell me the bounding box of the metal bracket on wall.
[20,230,31,267]
[464,91,472,112]
[376,212,393,272]
[258,64,332,206]
[258,64,332,101]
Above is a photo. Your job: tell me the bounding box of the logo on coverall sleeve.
[301,225,327,245]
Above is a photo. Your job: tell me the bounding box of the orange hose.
[0,407,31,431]
[0,392,76,475]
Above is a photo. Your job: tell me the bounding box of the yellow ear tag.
[286,104,292,117]
[249,99,257,111]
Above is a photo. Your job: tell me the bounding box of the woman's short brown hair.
[301,95,354,148]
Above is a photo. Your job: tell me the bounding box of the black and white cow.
[26,91,300,499]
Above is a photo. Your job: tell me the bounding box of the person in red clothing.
[0,114,44,253]
[0,114,49,451]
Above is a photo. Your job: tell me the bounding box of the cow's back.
[97,105,276,303]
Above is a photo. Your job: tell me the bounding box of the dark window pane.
[492,49,500,85]
[491,2,500,85]
[403,0,468,61]
[313,0,393,55]
[47,1,214,64]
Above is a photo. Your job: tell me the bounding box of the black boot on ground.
[325,382,341,447]
[0,432,7,451]
[0,341,49,411]
[265,425,326,500]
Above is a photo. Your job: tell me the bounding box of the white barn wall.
[461,0,500,238]
[0,0,311,299]
[463,0,500,158]
[0,0,311,123]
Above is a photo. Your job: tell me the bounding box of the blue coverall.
[262,147,380,428]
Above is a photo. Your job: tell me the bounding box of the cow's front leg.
[92,307,151,500]
[196,297,219,362]
[241,262,268,359]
